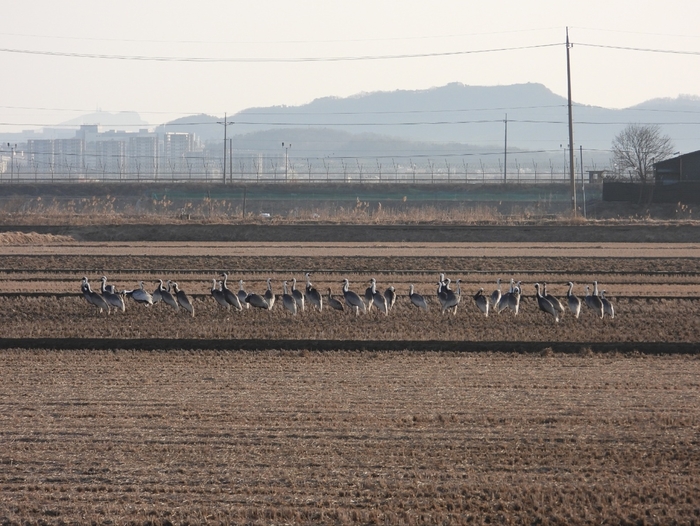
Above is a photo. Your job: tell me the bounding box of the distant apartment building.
[6,125,203,180]
[95,140,127,179]
[54,139,85,178]
[26,139,54,177]
[164,132,197,178]
[128,134,158,179]
[26,138,85,179]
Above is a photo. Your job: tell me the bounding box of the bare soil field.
[0,238,700,345]
[1,350,699,525]
[1,227,699,524]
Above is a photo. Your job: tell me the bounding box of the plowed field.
[1,230,699,524]
[0,240,699,345]
[1,350,699,525]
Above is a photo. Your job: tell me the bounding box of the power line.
[0,43,561,63]
[5,118,700,128]
[575,42,700,56]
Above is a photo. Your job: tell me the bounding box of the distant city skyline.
[2,0,700,135]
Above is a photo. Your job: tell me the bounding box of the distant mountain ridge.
[156,83,700,156]
[59,111,149,130]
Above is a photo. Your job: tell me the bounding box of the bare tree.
[612,124,674,184]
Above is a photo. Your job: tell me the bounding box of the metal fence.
[0,168,581,185]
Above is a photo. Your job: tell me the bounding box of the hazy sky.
[2,0,700,132]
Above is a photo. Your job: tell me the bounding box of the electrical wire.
[0,42,561,63]
[575,42,700,56]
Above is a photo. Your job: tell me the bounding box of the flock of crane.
[80,273,615,322]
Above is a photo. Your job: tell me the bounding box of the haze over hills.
[155,83,700,158]
[59,111,149,130]
[5,83,700,170]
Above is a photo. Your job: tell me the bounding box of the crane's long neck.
[593,282,599,296]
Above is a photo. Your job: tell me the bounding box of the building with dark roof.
[654,150,700,183]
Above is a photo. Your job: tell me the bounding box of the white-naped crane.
[511,281,522,316]
[543,282,565,318]
[490,278,502,310]
[171,282,194,317]
[474,288,489,317]
[245,291,270,310]
[326,288,344,311]
[364,281,374,312]
[237,280,249,309]
[436,280,448,312]
[305,272,323,312]
[152,280,163,305]
[160,280,179,311]
[100,276,125,312]
[584,285,595,310]
[441,278,461,315]
[220,273,243,311]
[282,281,298,315]
[496,279,514,314]
[587,283,604,319]
[342,279,366,316]
[566,282,581,319]
[264,278,276,310]
[125,281,153,306]
[80,276,91,304]
[81,277,110,314]
[291,278,305,312]
[409,284,429,311]
[211,279,229,309]
[601,290,615,319]
[384,286,397,311]
[370,278,389,316]
[534,282,559,322]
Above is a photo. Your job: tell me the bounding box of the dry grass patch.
[0,232,74,245]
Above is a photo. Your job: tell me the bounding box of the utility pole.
[503,114,508,183]
[217,113,233,184]
[566,27,577,215]
[229,138,233,183]
[580,145,586,218]
[282,142,291,181]
[7,143,16,183]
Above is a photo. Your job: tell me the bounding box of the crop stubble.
[1,241,700,343]
[1,237,699,524]
[0,350,699,524]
